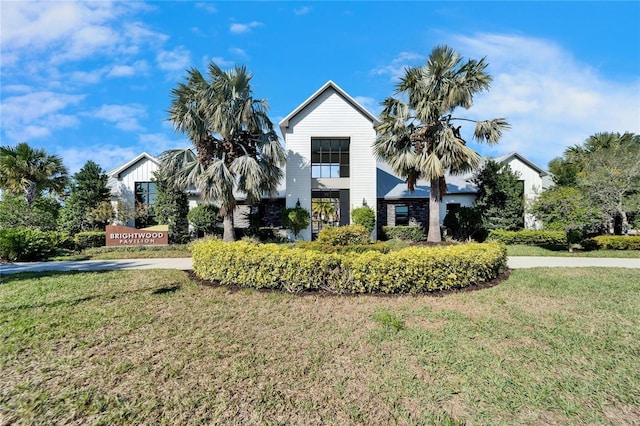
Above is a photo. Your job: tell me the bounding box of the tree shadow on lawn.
[184,269,511,298]
[0,270,182,313]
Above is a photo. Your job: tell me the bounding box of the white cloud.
[0,91,85,140]
[372,34,640,169]
[108,60,150,78]
[157,46,192,74]
[353,96,381,116]
[451,33,640,167]
[202,56,234,69]
[59,145,142,174]
[195,3,217,14]
[294,6,312,16]
[371,51,424,80]
[229,21,263,34]
[229,47,248,60]
[89,104,147,132]
[139,132,187,154]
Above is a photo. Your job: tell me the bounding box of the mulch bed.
[183,269,510,298]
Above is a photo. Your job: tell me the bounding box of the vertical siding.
[284,87,377,240]
[109,158,159,227]
[504,158,544,229]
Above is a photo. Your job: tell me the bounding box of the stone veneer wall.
[376,199,430,238]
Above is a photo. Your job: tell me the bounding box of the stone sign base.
[106,225,169,247]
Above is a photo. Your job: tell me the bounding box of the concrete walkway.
[1,256,638,276]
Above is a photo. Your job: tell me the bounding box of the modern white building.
[107,81,552,239]
[279,81,379,240]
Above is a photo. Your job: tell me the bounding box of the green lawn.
[506,244,640,258]
[1,268,638,424]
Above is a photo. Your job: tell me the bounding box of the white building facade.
[279,81,379,240]
[107,81,552,239]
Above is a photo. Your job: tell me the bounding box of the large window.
[311,138,349,178]
[311,190,341,236]
[134,181,157,227]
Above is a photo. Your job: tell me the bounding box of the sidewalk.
[1,256,638,276]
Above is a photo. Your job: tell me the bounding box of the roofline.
[495,151,548,177]
[108,152,159,178]
[278,80,379,134]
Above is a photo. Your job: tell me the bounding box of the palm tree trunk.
[222,209,236,242]
[427,177,442,243]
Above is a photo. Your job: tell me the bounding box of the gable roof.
[494,152,548,177]
[278,80,379,134]
[107,152,159,179]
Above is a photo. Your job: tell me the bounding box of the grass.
[1,268,639,424]
[46,240,640,262]
[506,244,640,258]
[51,244,193,261]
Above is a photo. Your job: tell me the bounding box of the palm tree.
[162,62,286,242]
[374,45,510,242]
[0,142,68,209]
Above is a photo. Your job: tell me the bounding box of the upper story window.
[311,138,350,178]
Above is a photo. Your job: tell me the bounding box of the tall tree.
[374,45,510,242]
[547,132,640,234]
[162,62,286,242]
[0,142,68,209]
[152,169,190,243]
[472,159,524,231]
[59,160,113,234]
[577,132,640,234]
[532,185,604,251]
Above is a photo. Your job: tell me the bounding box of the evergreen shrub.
[581,235,640,251]
[0,228,62,261]
[192,239,506,294]
[382,225,427,242]
[351,206,376,234]
[75,231,106,250]
[316,225,370,246]
[487,229,566,246]
[296,241,391,254]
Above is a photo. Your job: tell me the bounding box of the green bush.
[296,241,391,254]
[75,231,106,250]
[281,207,310,239]
[0,228,60,261]
[443,206,486,242]
[487,229,567,246]
[192,239,506,294]
[382,225,427,242]
[351,206,376,234]
[316,225,370,246]
[581,235,640,251]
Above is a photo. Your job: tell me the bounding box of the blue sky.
[2,1,639,175]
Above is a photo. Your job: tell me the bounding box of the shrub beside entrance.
[192,240,507,294]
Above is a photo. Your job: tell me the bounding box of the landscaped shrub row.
[74,231,107,250]
[0,228,73,261]
[0,229,106,262]
[192,239,507,294]
[487,229,567,246]
[296,241,391,254]
[581,235,640,251]
[382,225,427,242]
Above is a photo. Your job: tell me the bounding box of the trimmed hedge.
[581,235,640,251]
[487,229,566,246]
[382,225,427,242]
[316,225,370,246]
[74,231,106,250]
[192,239,507,294]
[296,241,391,254]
